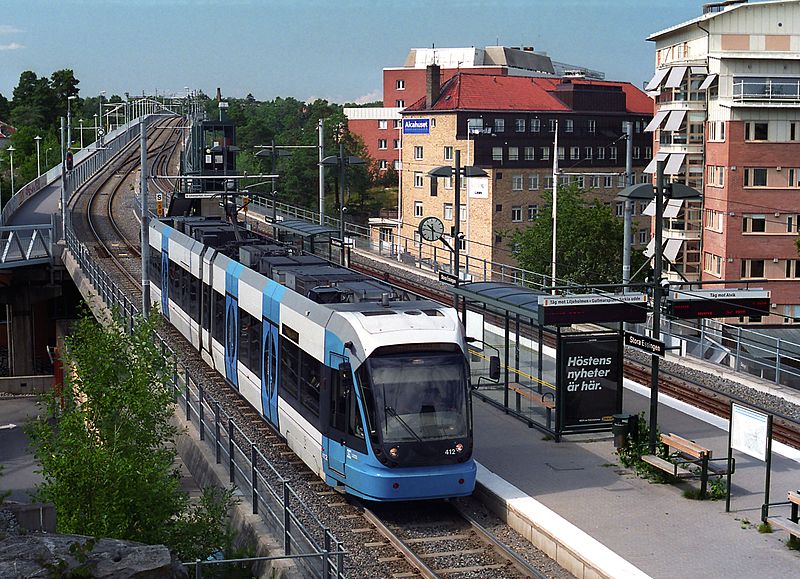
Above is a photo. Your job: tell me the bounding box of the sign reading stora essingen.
[403,118,430,134]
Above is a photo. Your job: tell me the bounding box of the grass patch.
[757,521,772,533]
[788,535,800,550]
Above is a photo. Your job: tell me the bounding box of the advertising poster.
[557,333,622,432]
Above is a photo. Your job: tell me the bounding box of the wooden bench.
[641,433,731,499]
[766,491,800,540]
[508,382,555,430]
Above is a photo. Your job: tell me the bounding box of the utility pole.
[453,149,462,306]
[551,119,559,294]
[140,124,150,315]
[60,117,68,240]
[318,119,325,224]
[623,121,634,287]
[649,159,666,452]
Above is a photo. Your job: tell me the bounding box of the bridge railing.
[0,219,55,266]
[64,227,344,579]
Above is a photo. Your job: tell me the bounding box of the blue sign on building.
[403,118,430,134]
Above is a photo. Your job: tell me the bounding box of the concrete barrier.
[0,375,53,394]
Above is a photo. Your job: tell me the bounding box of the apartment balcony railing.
[732,78,800,102]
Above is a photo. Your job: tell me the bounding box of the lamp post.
[429,152,488,304]
[321,145,365,266]
[93,113,99,143]
[7,146,15,197]
[617,161,701,451]
[255,141,291,237]
[45,147,53,168]
[98,91,106,145]
[79,119,84,149]
[67,95,77,150]
[34,136,42,177]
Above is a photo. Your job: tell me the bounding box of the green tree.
[0,92,10,121]
[512,184,648,286]
[28,313,234,561]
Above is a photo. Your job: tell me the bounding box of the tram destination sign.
[624,331,665,357]
[666,289,771,319]
[538,293,648,326]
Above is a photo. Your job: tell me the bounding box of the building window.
[414,145,423,160]
[378,139,387,149]
[559,175,569,187]
[745,122,769,142]
[589,175,599,188]
[444,146,453,161]
[588,119,596,133]
[393,160,400,170]
[531,118,540,132]
[570,147,580,160]
[565,119,574,133]
[414,172,424,188]
[786,260,800,278]
[444,203,453,221]
[585,147,593,160]
[413,231,421,247]
[414,201,423,217]
[741,259,765,279]
[633,146,640,159]
[443,176,452,189]
[704,252,723,276]
[529,174,539,190]
[492,147,503,161]
[494,118,505,133]
[558,147,565,160]
[396,79,405,90]
[615,202,624,217]
[597,147,605,160]
[791,122,799,141]
[496,204,503,212]
[705,209,723,232]
[393,139,400,149]
[511,206,522,222]
[509,147,519,161]
[549,119,557,133]
[527,204,538,220]
[468,118,483,131]
[610,147,618,161]
[524,147,535,161]
[787,214,800,232]
[393,119,402,129]
[512,174,523,191]
[744,168,768,187]
[788,168,800,188]
[378,120,387,129]
[604,175,613,188]
[459,204,466,222]
[541,147,550,160]
[638,229,649,244]
[544,176,553,189]
[645,146,652,158]
[396,100,405,108]
[743,214,767,233]
[576,175,584,188]
[430,118,436,128]
[639,173,649,184]
[379,160,388,170]
[515,119,525,132]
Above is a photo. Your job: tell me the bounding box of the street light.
[34,136,42,176]
[321,145,365,265]
[7,145,15,197]
[255,142,291,236]
[98,91,106,145]
[93,113,98,143]
[429,151,488,297]
[78,119,84,149]
[67,95,77,150]
[617,161,701,452]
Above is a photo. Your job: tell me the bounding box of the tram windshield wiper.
[384,405,423,443]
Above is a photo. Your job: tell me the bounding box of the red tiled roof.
[405,74,653,115]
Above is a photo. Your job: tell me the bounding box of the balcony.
[732,78,800,105]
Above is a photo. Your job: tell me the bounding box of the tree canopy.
[28,313,234,561]
[512,184,649,287]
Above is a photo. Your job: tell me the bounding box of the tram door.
[261,319,279,427]
[326,357,349,476]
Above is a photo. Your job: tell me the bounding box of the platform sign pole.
[764,414,774,521]
[648,159,666,453]
[726,401,734,513]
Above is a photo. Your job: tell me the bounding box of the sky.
[1,0,708,104]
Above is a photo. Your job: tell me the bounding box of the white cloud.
[353,89,382,105]
[0,25,22,35]
[0,42,23,51]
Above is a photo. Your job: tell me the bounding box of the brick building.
[345,46,604,176]
[647,0,800,324]
[398,67,653,270]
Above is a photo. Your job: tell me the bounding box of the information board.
[539,293,648,326]
[730,403,769,461]
[666,289,771,319]
[557,333,622,432]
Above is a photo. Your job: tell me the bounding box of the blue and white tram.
[148,218,476,501]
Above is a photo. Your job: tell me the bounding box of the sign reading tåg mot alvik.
[403,119,430,134]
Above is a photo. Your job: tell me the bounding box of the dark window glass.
[299,353,321,416]
[201,282,211,330]
[330,368,347,432]
[280,337,300,400]
[212,291,225,344]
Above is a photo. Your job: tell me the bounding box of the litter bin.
[611,413,638,448]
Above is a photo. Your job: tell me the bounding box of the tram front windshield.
[365,352,468,442]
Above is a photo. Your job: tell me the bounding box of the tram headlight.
[455,443,464,453]
[389,447,399,458]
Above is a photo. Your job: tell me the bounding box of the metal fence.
[64,228,345,579]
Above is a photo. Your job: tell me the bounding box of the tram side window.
[238,309,262,375]
[212,290,225,344]
[169,262,180,306]
[189,275,200,323]
[348,386,366,447]
[299,353,321,416]
[181,267,190,314]
[329,368,346,432]
[201,282,211,331]
[279,337,300,400]
[150,249,161,289]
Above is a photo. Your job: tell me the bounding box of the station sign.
[624,331,665,357]
[403,118,430,135]
[438,271,459,285]
[666,289,771,319]
[155,192,163,217]
[330,237,353,248]
[538,293,648,326]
